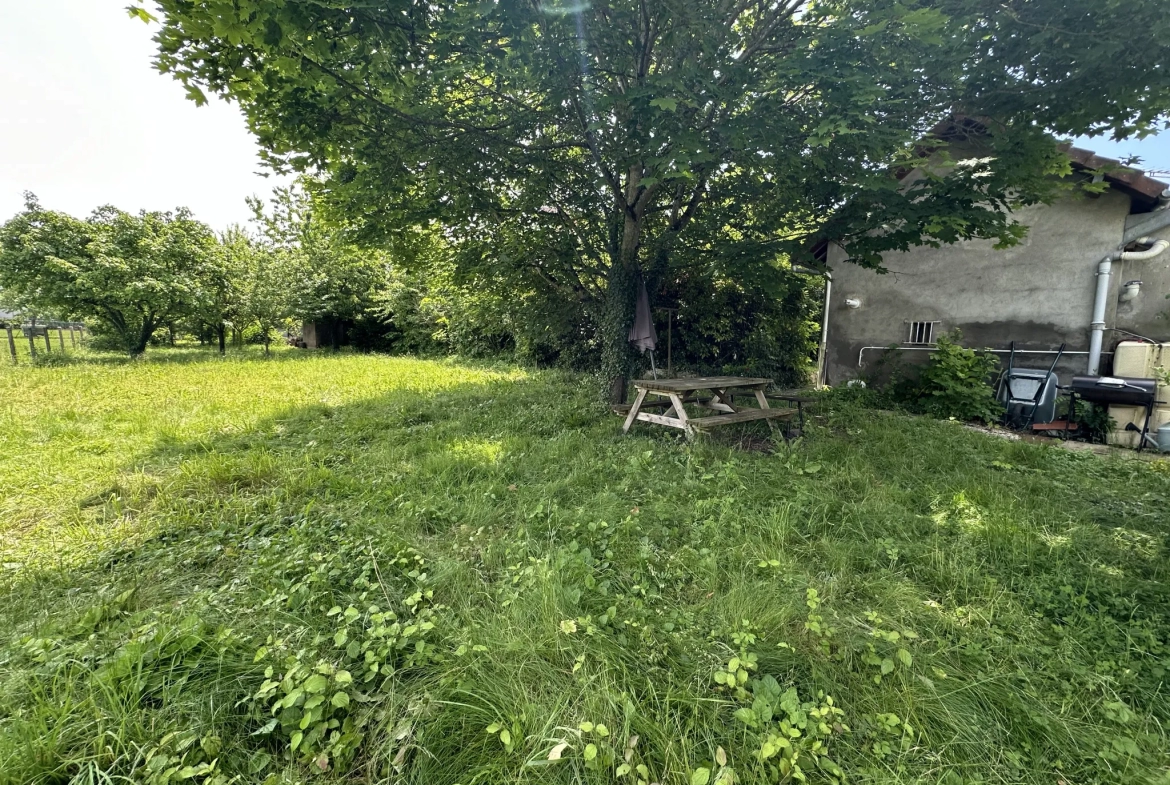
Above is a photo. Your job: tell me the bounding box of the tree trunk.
[217,322,226,355]
[600,213,642,403]
[131,319,155,357]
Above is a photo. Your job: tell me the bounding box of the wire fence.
[1,321,88,364]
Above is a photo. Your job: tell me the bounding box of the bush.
[654,271,819,387]
[912,331,1002,423]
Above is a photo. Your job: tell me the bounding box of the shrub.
[912,331,1002,422]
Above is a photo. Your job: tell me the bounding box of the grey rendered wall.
[1113,220,1170,344]
[824,190,1132,385]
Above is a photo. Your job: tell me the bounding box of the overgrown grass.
[1,348,1169,785]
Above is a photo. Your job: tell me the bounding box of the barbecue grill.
[1067,375,1161,450]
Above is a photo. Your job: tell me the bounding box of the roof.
[1059,144,1168,209]
[924,115,1169,213]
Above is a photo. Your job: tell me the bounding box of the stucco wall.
[1113,220,1170,344]
[824,190,1135,385]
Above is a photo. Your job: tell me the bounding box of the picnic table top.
[632,376,772,393]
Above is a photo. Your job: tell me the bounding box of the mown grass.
[1,348,1169,785]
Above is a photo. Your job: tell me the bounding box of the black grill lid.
[1069,376,1157,406]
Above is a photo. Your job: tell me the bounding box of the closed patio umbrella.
[628,277,659,377]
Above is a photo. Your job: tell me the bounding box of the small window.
[906,320,939,345]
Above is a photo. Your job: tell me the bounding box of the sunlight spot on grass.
[1039,531,1071,548]
[448,439,504,464]
[1110,527,1160,558]
[931,491,986,534]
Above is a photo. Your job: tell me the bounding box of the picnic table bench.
[617,376,797,437]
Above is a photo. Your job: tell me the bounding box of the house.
[822,132,1170,399]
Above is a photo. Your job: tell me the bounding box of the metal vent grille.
[906,320,939,345]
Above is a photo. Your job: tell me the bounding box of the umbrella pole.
[649,350,658,379]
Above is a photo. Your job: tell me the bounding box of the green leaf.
[303,674,329,693]
[648,97,678,112]
[290,730,303,751]
[331,691,350,708]
[880,658,895,675]
[896,648,913,667]
[691,767,711,785]
[583,743,598,761]
[733,708,757,727]
[126,4,158,23]
[183,84,208,107]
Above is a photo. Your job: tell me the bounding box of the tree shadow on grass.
[4,374,1170,783]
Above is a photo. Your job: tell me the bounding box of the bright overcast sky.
[0,0,293,231]
[2,1,1169,232]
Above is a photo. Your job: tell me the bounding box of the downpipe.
[1087,235,1169,376]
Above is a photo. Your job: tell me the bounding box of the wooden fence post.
[58,328,65,351]
[69,326,76,348]
[5,325,15,364]
[43,330,52,353]
[28,330,36,358]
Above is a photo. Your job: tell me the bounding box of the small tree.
[0,195,215,356]
[915,331,1003,423]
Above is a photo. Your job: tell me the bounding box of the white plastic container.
[1108,405,1170,448]
[1107,404,1146,448]
[1113,341,1154,378]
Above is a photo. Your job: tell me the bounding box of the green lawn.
[1,349,1169,785]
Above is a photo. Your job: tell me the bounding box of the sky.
[2,1,1169,232]
[0,1,292,231]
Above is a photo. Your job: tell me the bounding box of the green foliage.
[912,332,1003,422]
[660,270,819,386]
[249,185,391,349]
[138,0,1170,396]
[734,675,848,784]
[1077,403,1117,444]
[0,195,217,355]
[3,350,1170,783]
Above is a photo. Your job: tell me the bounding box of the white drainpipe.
[1088,235,1170,375]
[816,273,832,388]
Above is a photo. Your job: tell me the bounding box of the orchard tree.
[237,238,293,354]
[250,186,387,348]
[139,0,1170,398]
[193,225,249,354]
[0,195,216,356]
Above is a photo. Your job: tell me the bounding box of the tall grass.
[1,348,1168,784]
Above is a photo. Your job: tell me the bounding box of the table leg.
[754,388,770,409]
[622,388,648,433]
[667,393,691,435]
[663,393,678,418]
[709,388,737,413]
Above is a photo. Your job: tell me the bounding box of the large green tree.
[140,0,1170,397]
[0,196,218,356]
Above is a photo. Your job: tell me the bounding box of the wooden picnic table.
[619,376,797,436]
